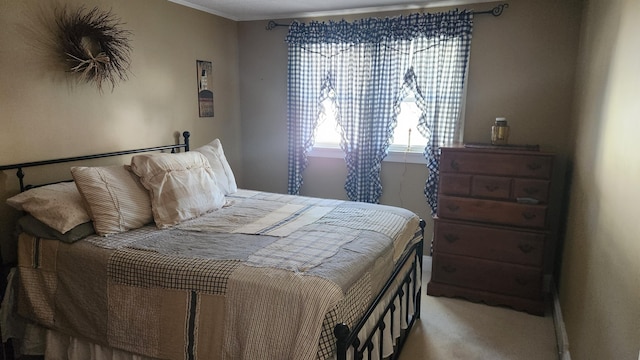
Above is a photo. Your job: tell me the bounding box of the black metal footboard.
[334,219,425,360]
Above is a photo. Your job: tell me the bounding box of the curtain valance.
[285,10,472,45]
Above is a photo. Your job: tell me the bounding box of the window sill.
[308,147,426,164]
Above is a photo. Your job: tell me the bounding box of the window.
[286,11,473,206]
[389,97,426,153]
[314,98,340,147]
[312,96,427,162]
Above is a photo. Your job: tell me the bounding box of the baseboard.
[551,281,571,360]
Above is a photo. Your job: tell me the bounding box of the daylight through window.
[313,97,427,153]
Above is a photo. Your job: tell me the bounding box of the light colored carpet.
[399,256,559,360]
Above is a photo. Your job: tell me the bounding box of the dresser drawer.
[432,253,543,300]
[439,173,471,196]
[471,175,511,200]
[440,150,552,179]
[434,219,545,267]
[513,179,550,203]
[438,195,547,228]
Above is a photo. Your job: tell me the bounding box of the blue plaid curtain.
[286,11,473,209]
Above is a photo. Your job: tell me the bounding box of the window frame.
[308,145,427,164]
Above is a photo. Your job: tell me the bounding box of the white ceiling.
[168,0,500,21]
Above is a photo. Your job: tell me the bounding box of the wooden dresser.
[426,146,554,315]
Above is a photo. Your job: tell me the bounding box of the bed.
[0,131,425,360]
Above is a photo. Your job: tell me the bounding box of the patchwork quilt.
[17,190,421,360]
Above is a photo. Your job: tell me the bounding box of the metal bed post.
[334,218,426,360]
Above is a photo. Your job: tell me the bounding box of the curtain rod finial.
[266,20,291,30]
[491,3,509,17]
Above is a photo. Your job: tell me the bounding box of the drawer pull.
[446,204,460,212]
[485,184,499,192]
[442,265,457,273]
[523,187,540,195]
[450,159,460,171]
[518,243,535,254]
[444,234,459,243]
[515,277,529,286]
[522,211,537,220]
[527,162,542,171]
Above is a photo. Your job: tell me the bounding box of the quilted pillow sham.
[71,165,153,236]
[130,152,225,228]
[193,138,237,195]
[6,181,91,234]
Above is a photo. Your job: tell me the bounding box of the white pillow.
[193,139,237,195]
[130,152,225,228]
[6,182,91,234]
[71,165,153,236]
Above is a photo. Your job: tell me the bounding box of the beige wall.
[0,0,242,262]
[562,0,640,358]
[238,0,582,244]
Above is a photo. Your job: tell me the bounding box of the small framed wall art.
[196,60,214,117]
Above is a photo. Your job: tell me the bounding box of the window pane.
[313,98,427,152]
[315,98,340,145]
[391,100,426,151]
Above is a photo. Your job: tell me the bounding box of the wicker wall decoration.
[55,6,132,92]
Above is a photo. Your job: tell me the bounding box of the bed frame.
[335,233,424,360]
[0,132,191,193]
[0,130,424,360]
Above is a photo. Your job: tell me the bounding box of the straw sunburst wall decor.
[55,6,132,92]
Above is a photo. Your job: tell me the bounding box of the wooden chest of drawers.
[426,147,554,315]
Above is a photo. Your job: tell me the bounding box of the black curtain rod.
[266,3,508,30]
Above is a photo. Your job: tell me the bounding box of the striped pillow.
[130,152,225,228]
[71,165,153,236]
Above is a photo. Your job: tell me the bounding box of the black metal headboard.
[0,131,190,192]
